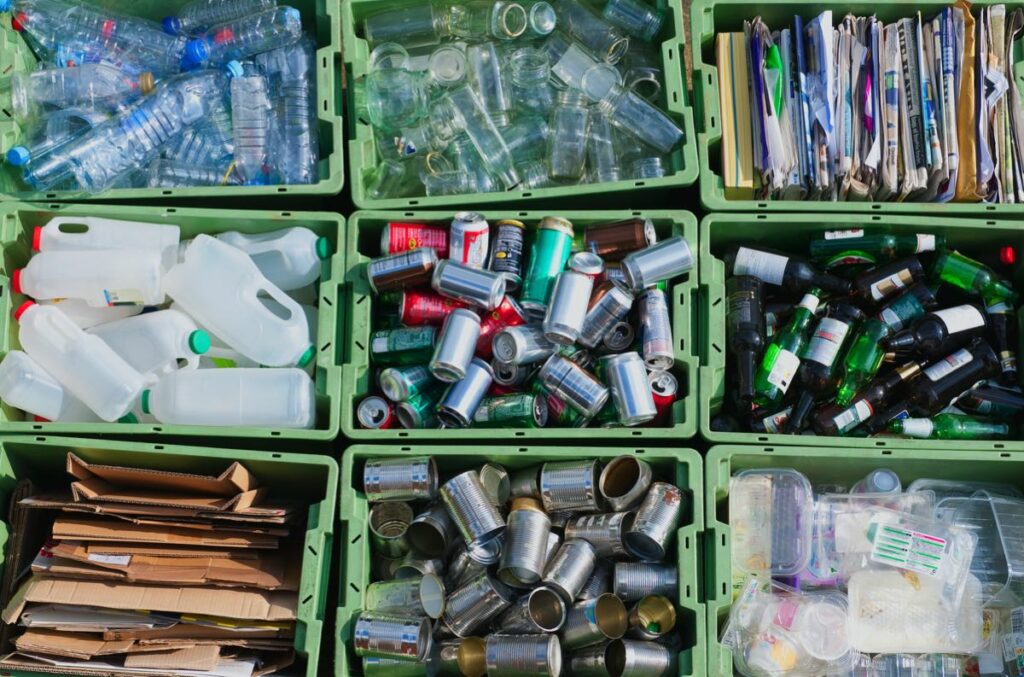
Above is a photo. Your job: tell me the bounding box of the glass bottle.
[467,41,511,127]
[753,290,821,408]
[363,4,450,48]
[723,245,852,296]
[552,0,629,63]
[890,413,1010,440]
[851,256,925,304]
[726,276,765,407]
[884,303,988,358]
[932,250,1018,303]
[985,299,1019,385]
[812,361,922,436]
[601,0,665,42]
[809,231,945,267]
[956,385,1024,419]
[581,62,682,154]
[547,89,590,181]
[909,339,999,416]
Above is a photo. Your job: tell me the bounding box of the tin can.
[358,395,395,429]
[639,288,674,370]
[520,216,575,315]
[368,501,413,558]
[489,219,526,290]
[364,456,439,502]
[540,459,601,513]
[603,352,657,426]
[542,539,598,602]
[560,593,628,649]
[394,552,446,580]
[564,511,634,557]
[450,212,490,269]
[581,218,657,262]
[624,481,683,561]
[599,456,653,511]
[627,595,676,640]
[379,365,434,402]
[437,358,494,427]
[479,463,511,507]
[485,634,562,677]
[431,308,482,382]
[648,370,677,425]
[543,270,594,345]
[603,320,635,352]
[441,470,507,548]
[538,355,609,418]
[408,503,456,558]
[367,248,438,293]
[569,251,605,279]
[443,572,515,638]
[491,359,535,387]
[396,385,444,428]
[578,558,613,601]
[365,574,447,619]
[399,290,466,326]
[579,281,635,349]
[474,393,548,427]
[476,296,528,359]
[493,325,556,365]
[371,326,437,365]
[382,222,449,258]
[498,498,552,586]
[621,235,693,291]
[496,586,567,633]
[613,562,678,602]
[527,378,587,427]
[354,612,432,660]
[432,259,506,311]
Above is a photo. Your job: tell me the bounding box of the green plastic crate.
[0,435,336,677]
[691,0,1024,216]
[0,201,344,442]
[342,209,698,440]
[0,0,344,201]
[342,0,697,210]
[336,444,705,676]
[704,444,1024,676]
[699,211,1024,451]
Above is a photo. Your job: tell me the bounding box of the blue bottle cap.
[161,16,181,35]
[0,0,12,13]
[184,38,208,65]
[225,60,243,78]
[6,146,29,166]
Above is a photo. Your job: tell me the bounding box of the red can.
[648,370,677,426]
[477,296,528,359]
[399,290,466,326]
[382,222,449,259]
[488,382,520,396]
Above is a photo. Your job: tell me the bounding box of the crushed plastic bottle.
[147,159,240,187]
[183,6,303,69]
[7,64,154,120]
[257,36,318,184]
[229,60,272,183]
[164,0,277,37]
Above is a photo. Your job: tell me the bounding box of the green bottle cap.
[315,237,331,260]
[118,412,138,424]
[297,345,315,368]
[141,390,152,415]
[188,330,211,355]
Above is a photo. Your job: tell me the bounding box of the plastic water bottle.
[141,367,315,428]
[213,227,329,290]
[258,36,318,184]
[88,309,210,381]
[147,159,240,187]
[164,113,234,169]
[20,70,228,192]
[183,6,303,68]
[33,215,180,271]
[6,107,108,173]
[40,298,142,330]
[14,301,145,421]
[7,64,153,121]
[229,61,272,183]
[164,0,277,36]
[163,234,313,368]
[0,350,101,422]
[12,249,165,307]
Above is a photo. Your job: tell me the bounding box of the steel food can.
[496,586,567,633]
[485,634,562,677]
[354,611,432,660]
[367,248,438,293]
[489,219,526,290]
[520,216,574,315]
[474,393,548,427]
[477,295,528,359]
[579,280,635,349]
[538,355,609,419]
[598,455,653,512]
[398,289,466,326]
[539,459,602,513]
[368,501,413,558]
[408,503,457,558]
[450,211,490,269]
[443,572,515,637]
[364,456,439,502]
[564,511,634,557]
[437,358,494,427]
[432,259,506,311]
[370,326,437,365]
[613,562,678,602]
[624,481,683,561]
[358,395,395,429]
[639,288,674,370]
[543,269,594,345]
[580,218,657,262]
[364,574,447,619]
[621,235,693,291]
[382,221,449,258]
[379,365,435,402]
[560,593,628,650]
[431,308,483,383]
[648,370,677,425]
[441,469,506,548]
[498,498,552,586]
[603,352,657,426]
[542,539,597,603]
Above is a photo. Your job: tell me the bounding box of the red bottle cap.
[11,268,22,294]
[33,415,50,422]
[31,226,41,252]
[1001,245,1017,266]
[13,300,34,322]
[11,11,26,31]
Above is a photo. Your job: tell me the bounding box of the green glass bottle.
[932,250,1018,303]
[752,290,821,408]
[809,230,945,268]
[889,413,1011,440]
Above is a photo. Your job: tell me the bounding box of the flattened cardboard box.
[21,496,292,524]
[51,518,278,549]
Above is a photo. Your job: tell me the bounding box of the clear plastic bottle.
[587,111,619,182]
[6,109,106,180]
[212,226,329,290]
[0,349,101,422]
[14,301,145,421]
[7,64,153,120]
[507,47,554,117]
[552,0,629,63]
[547,89,589,181]
[164,117,234,170]
[467,41,511,127]
[163,234,313,368]
[87,309,210,381]
[39,298,142,329]
[581,63,682,154]
[147,159,239,187]
[601,0,664,42]
[258,36,318,184]
[141,367,315,428]
[183,6,303,68]
[229,64,272,184]
[164,0,277,36]
[13,249,164,307]
[433,85,520,189]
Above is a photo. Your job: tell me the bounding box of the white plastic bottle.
[0,350,101,422]
[182,227,329,290]
[87,309,211,381]
[141,368,316,428]
[33,216,181,271]
[13,249,165,307]
[40,298,142,329]
[163,235,313,367]
[15,302,146,421]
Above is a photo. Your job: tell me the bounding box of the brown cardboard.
[14,630,136,660]
[21,496,292,524]
[3,577,298,623]
[122,645,220,671]
[86,544,257,559]
[51,519,278,549]
[102,625,293,642]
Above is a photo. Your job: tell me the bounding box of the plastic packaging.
[258,36,319,185]
[87,309,210,382]
[39,298,142,330]
[0,350,100,422]
[230,61,273,184]
[213,226,328,291]
[729,468,814,576]
[951,493,1024,607]
[13,248,165,307]
[33,216,181,271]
[184,6,303,68]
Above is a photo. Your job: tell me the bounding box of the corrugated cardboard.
[51,519,277,549]
[2,651,259,677]
[67,454,263,512]
[86,544,257,559]
[21,496,291,524]
[14,630,136,660]
[103,625,293,642]
[3,577,298,623]
[123,645,220,671]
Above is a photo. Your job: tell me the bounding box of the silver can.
[479,463,511,507]
[354,611,432,660]
[538,355,609,419]
[496,586,567,633]
[545,531,562,565]
[367,247,439,293]
[570,639,674,677]
[441,469,507,548]
[603,352,658,426]
[639,288,674,370]
[627,594,677,640]
[578,281,635,349]
[431,308,482,382]
[539,459,602,513]
[408,503,457,558]
[569,251,605,278]
[542,539,597,603]
[498,499,552,586]
[442,571,515,637]
[365,574,447,619]
[369,501,414,558]
[485,634,562,677]
[613,562,678,602]
[432,258,506,311]
[624,481,684,561]
[577,558,613,601]
[358,395,395,429]
[564,511,634,558]
[491,359,535,387]
[510,465,542,499]
[493,324,556,365]
[394,552,446,579]
[446,542,488,590]
[599,455,653,511]
[621,235,694,291]
[437,358,494,427]
[543,270,594,345]
[568,641,619,677]
[602,320,635,352]
[364,456,439,502]
[560,593,628,650]
[450,211,490,269]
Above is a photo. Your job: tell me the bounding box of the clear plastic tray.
[730,469,814,577]
[951,492,1024,607]
[907,478,1024,504]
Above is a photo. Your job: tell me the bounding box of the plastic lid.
[184,38,209,65]
[731,469,814,576]
[11,268,23,294]
[11,11,24,30]
[297,345,315,368]
[6,145,30,166]
[0,0,13,13]
[188,330,211,355]
[118,411,138,424]
[141,390,151,415]
[31,226,41,252]
[12,300,33,322]
[315,236,331,260]
[161,16,180,35]
[225,60,243,78]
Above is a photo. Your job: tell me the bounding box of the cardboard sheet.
[122,645,220,671]
[51,519,277,549]
[21,496,292,524]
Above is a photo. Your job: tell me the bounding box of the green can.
[527,379,586,427]
[378,365,436,402]
[520,216,575,316]
[394,384,444,428]
[370,327,437,365]
[473,393,549,428]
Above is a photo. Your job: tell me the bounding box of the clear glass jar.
[552,0,629,63]
[365,44,430,133]
[508,47,554,117]
[587,112,619,183]
[446,0,529,40]
[547,89,590,181]
[467,41,511,127]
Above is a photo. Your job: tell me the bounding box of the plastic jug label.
[933,305,985,335]
[923,348,973,381]
[103,288,145,306]
[733,247,788,286]
[869,524,947,576]
[765,349,800,392]
[804,318,850,366]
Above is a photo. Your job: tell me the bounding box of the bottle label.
[869,523,948,577]
[869,269,913,301]
[899,418,935,438]
[833,399,873,433]
[915,234,936,252]
[733,247,788,286]
[824,229,864,240]
[761,406,792,434]
[103,289,145,306]
[1001,351,1018,372]
[797,293,819,313]
[804,318,851,366]
[880,292,925,331]
[923,348,973,381]
[372,328,432,354]
[933,305,985,335]
[766,349,800,392]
